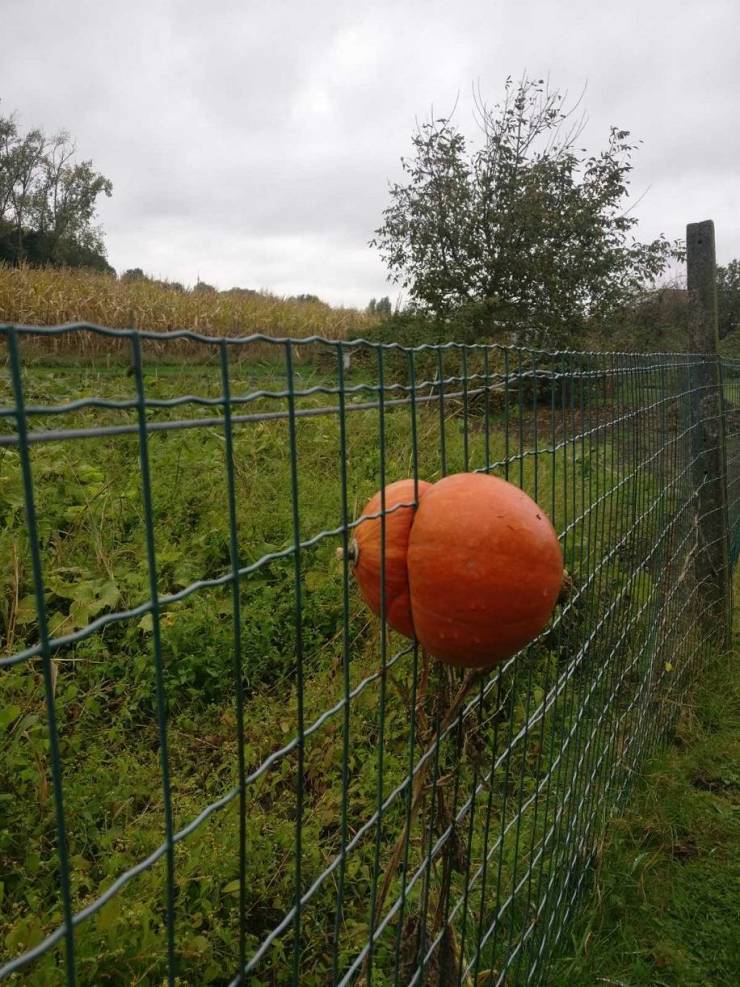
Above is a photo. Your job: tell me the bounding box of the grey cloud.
[2,0,739,306]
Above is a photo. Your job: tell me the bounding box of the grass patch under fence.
[549,625,740,987]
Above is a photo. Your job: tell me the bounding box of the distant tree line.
[718,260,740,339]
[118,270,339,307]
[118,268,185,291]
[1,104,113,271]
[608,261,740,347]
[367,296,392,316]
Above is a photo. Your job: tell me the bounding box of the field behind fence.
[0,265,376,357]
[1,317,737,985]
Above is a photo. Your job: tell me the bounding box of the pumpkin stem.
[558,568,574,605]
[363,662,488,977]
[335,538,359,565]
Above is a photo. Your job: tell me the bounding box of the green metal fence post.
[686,220,732,648]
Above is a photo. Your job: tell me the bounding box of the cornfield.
[0,266,375,360]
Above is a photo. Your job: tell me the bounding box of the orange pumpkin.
[407,473,563,668]
[350,478,431,637]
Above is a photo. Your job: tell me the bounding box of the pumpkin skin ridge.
[406,472,563,667]
[352,478,432,638]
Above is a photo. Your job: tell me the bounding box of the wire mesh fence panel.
[0,323,733,987]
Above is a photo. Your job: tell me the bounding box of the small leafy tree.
[34,135,112,263]
[372,77,682,345]
[0,106,112,267]
[0,119,46,262]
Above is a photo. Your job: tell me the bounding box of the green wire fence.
[1,322,737,986]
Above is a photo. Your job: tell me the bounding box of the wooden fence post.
[686,219,732,647]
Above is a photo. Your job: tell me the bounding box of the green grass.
[0,354,715,984]
[549,623,740,986]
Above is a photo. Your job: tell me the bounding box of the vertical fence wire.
[130,333,177,985]
[332,341,353,984]
[0,324,735,987]
[5,329,76,987]
[284,339,306,983]
[219,340,248,984]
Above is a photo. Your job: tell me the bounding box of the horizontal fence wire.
[0,322,736,986]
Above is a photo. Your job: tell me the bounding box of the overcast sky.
[2,0,739,307]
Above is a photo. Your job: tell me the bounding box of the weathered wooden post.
[686,220,731,646]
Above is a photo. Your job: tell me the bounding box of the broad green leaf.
[0,705,21,730]
[14,595,38,625]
